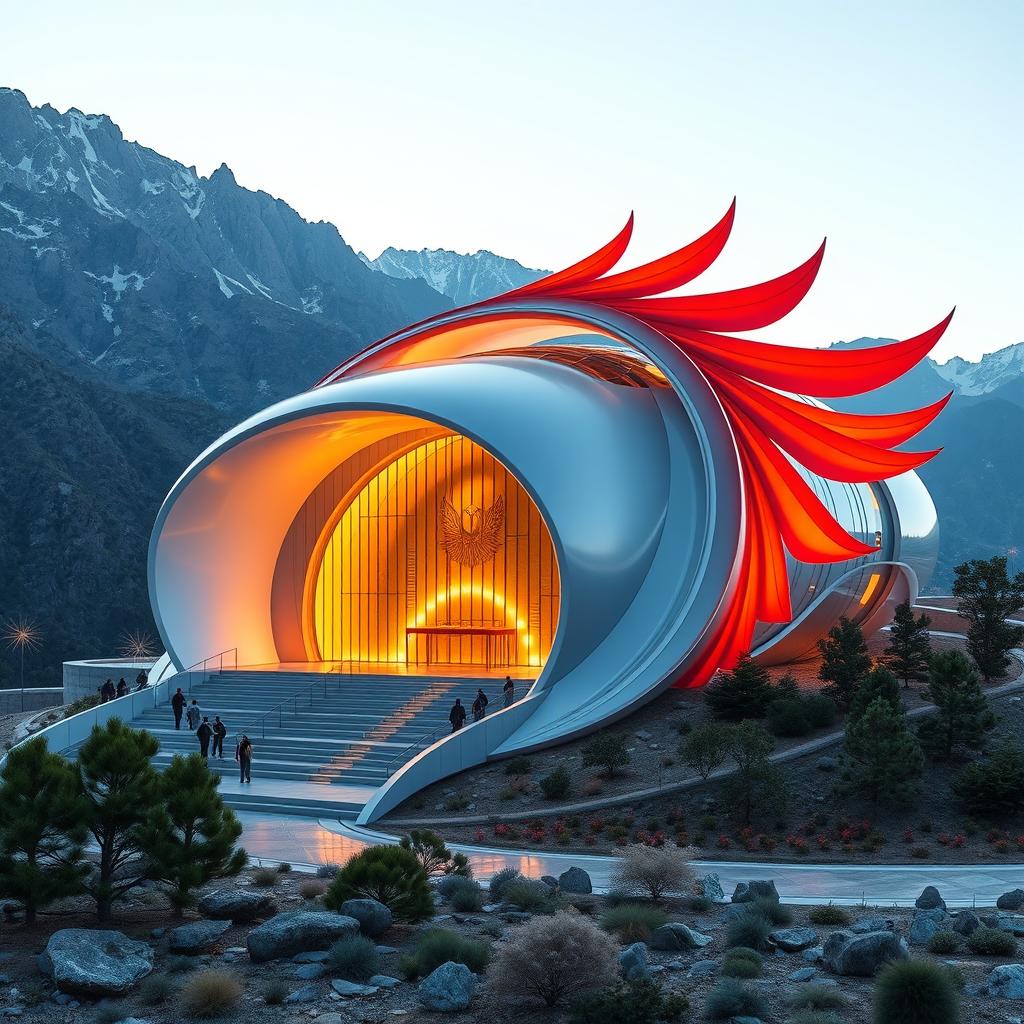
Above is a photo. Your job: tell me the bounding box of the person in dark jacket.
[503,676,515,708]
[212,716,227,758]
[171,687,186,729]
[100,678,115,703]
[472,688,489,721]
[449,698,467,732]
[135,669,149,690]
[116,678,129,698]
[236,735,253,782]
[186,699,202,731]
[196,717,213,760]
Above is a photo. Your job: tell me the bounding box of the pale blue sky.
[2,0,1020,359]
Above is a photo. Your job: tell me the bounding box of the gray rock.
[698,872,725,902]
[1000,916,1024,937]
[986,963,1024,999]
[285,984,319,1004]
[331,979,379,996]
[619,942,649,981]
[338,899,393,938]
[788,967,818,982]
[540,875,559,890]
[375,945,399,954]
[417,961,476,1012]
[909,908,948,945]
[198,888,276,923]
[981,913,1001,928]
[649,922,713,950]
[293,950,330,962]
[294,963,326,980]
[732,880,779,904]
[686,959,719,978]
[731,1018,765,1024]
[823,929,909,976]
[558,867,592,894]
[40,929,154,996]
[850,916,895,934]
[998,890,1024,911]
[950,910,981,936]
[502,911,531,922]
[815,756,838,772]
[769,927,818,952]
[915,885,946,911]
[802,946,824,962]
[247,911,360,962]
[369,975,401,988]
[167,919,232,955]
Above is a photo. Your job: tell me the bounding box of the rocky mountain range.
[1,85,1022,684]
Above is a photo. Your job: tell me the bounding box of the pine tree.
[817,617,871,709]
[0,738,88,923]
[76,719,160,921]
[884,600,933,688]
[139,753,247,915]
[704,653,775,721]
[918,649,996,759]
[953,556,1024,680]
[841,697,924,805]
[848,666,902,727]
[721,721,787,824]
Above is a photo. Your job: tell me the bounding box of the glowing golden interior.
[309,434,559,671]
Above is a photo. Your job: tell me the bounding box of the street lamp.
[118,629,158,659]
[3,618,42,696]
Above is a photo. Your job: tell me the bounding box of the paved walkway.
[236,812,1024,907]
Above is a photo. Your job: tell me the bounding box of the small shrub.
[790,1012,845,1024]
[611,844,695,902]
[262,979,288,1005]
[444,793,470,811]
[323,845,433,922]
[723,945,762,965]
[581,733,631,778]
[688,894,713,913]
[250,866,278,887]
[448,877,484,912]
[805,694,837,728]
[721,954,761,978]
[505,756,533,775]
[582,778,604,796]
[872,959,959,1024]
[540,765,572,800]
[809,905,851,925]
[767,697,812,737]
[487,911,619,1007]
[504,879,556,912]
[404,928,490,978]
[179,969,243,1018]
[327,934,379,981]
[943,964,966,991]
[752,895,792,925]
[790,983,848,1010]
[703,979,769,1022]
[137,973,175,1005]
[725,909,773,950]
[95,1001,129,1024]
[166,955,199,973]
[400,828,471,876]
[316,861,340,878]
[570,979,688,1024]
[967,926,1017,956]
[911,846,931,859]
[489,866,524,900]
[299,878,326,900]
[276,861,292,873]
[927,930,962,954]
[600,902,669,943]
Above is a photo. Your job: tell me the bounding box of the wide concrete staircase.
[68,669,526,819]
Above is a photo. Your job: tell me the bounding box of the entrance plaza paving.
[236,812,1024,907]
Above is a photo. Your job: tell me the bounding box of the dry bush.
[610,844,697,902]
[486,911,619,1007]
[250,866,279,887]
[299,878,327,900]
[179,970,243,1018]
[582,778,604,796]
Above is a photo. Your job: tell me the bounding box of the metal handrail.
[175,647,238,696]
[385,720,449,776]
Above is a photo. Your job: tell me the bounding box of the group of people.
[170,687,254,782]
[98,668,149,702]
[449,676,517,732]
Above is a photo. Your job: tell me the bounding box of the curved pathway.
[235,812,1024,908]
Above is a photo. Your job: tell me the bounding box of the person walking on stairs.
[212,716,227,758]
[503,676,514,708]
[472,688,489,721]
[186,699,202,731]
[171,687,186,729]
[236,734,253,783]
[196,717,213,761]
[116,678,129,698]
[135,668,149,690]
[100,678,115,703]
[449,698,467,732]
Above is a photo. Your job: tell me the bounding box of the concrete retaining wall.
[0,688,63,715]
[62,659,158,703]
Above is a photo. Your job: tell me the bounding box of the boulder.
[950,910,982,937]
[769,927,818,952]
[823,930,909,976]
[732,880,779,904]
[40,929,153,996]
[986,963,1024,999]
[540,875,559,891]
[285,984,319,1004]
[999,915,1024,937]
[167,919,232,955]
[850,917,895,934]
[686,959,718,978]
[998,889,1024,912]
[246,911,359,962]
[417,961,476,1012]
[788,967,818,982]
[698,873,725,902]
[338,899,392,938]
[802,946,824,963]
[293,963,326,980]
[909,908,948,945]
[369,975,401,988]
[199,888,276,923]
[619,942,650,981]
[649,923,713,951]
[558,867,592,894]
[915,885,946,911]
[331,979,379,996]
